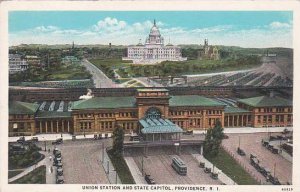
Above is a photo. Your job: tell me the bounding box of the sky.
[9,11,293,48]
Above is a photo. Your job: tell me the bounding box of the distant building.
[9,54,28,74]
[25,55,41,67]
[62,56,80,64]
[122,20,187,64]
[198,39,220,60]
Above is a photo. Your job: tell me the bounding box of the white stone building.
[122,20,187,64]
[9,54,28,74]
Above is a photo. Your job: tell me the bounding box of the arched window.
[145,107,161,119]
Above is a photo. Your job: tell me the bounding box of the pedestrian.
[49,156,52,161]
[48,148,50,153]
[50,166,53,173]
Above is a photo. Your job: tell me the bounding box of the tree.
[112,124,125,157]
[203,120,224,158]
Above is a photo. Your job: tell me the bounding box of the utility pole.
[141,155,144,176]
[107,161,110,174]
[102,142,104,163]
[274,162,276,178]
[115,169,118,184]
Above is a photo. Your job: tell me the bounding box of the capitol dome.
[149,20,161,36]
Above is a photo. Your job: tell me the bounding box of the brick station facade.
[9,88,292,136]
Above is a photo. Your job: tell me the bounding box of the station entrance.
[124,107,203,155]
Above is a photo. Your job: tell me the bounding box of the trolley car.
[171,156,187,175]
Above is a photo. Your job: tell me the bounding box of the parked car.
[237,147,246,156]
[204,167,211,173]
[54,151,62,158]
[261,167,271,178]
[223,134,229,139]
[282,128,290,134]
[267,174,281,184]
[31,137,39,142]
[130,136,140,142]
[57,167,63,176]
[145,174,155,184]
[17,136,25,144]
[262,140,269,147]
[55,156,62,162]
[56,175,64,184]
[53,148,60,155]
[183,130,193,135]
[52,138,63,145]
[211,172,218,180]
[272,148,279,154]
[199,162,205,168]
[53,161,63,167]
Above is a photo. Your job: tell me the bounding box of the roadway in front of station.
[8,127,292,185]
[126,146,222,185]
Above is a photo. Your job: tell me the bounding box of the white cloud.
[33,25,59,33]
[9,18,293,48]
[269,21,291,29]
[92,17,127,32]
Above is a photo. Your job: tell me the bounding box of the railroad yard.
[187,57,292,87]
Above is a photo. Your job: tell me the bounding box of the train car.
[171,156,187,175]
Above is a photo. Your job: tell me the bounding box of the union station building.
[9,88,293,136]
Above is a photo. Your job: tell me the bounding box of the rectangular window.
[268,115,272,123]
[263,116,267,123]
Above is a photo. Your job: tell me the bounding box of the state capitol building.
[122,20,187,64]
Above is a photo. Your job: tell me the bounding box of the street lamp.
[42,137,46,151]
[101,142,104,163]
[141,155,144,176]
[113,169,118,184]
[107,160,110,174]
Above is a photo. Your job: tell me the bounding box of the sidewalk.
[8,133,97,142]
[188,149,236,185]
[101,148,121,184]
[193,126,292,134]
[124,156,147,184]
[45,153,56,184]
[8,152,47,183]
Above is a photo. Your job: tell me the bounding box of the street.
[81,59,119,88]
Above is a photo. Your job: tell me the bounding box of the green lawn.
[205,148,259,185]
[43,63,91,81]
[10,165,46,184]
[10,61,91,83]
[115,78,131,84]
[8,170,23,179]
[107,149,135,184]
[9,144,44,170]
[126,56,261,77]
[89,56,261,78]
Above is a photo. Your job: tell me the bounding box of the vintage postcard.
[0,1,299,192]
